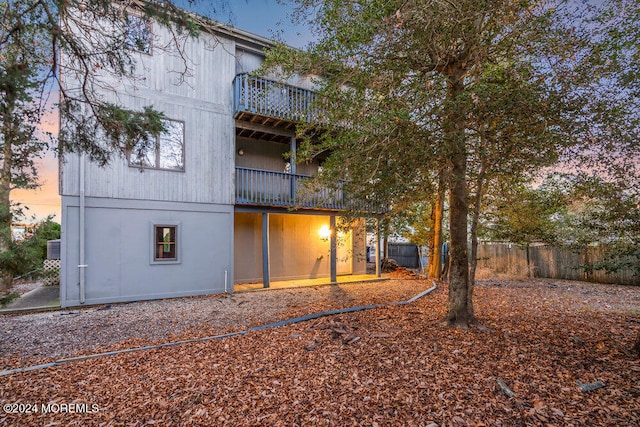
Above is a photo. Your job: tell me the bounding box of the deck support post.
[330,215,337,283]
[262,212,270,288]
[376,217,381,277]
[290,136,296,203]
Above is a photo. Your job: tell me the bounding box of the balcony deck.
[233,77,381,213]
[236,167,350,211]
[233,73,320,143]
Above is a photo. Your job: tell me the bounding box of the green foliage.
[1,1,209,166]
[0,291,19,307]
[0,219,60,279]
[402,203,435,248]
[265,1,638,276]
[552,173,640,276]
[481,179,569,246]
[60,102,167,166]
[592,243,640,277]
[484,172,640,277]
[263,0,600,216]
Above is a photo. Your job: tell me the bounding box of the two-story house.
[58,7,379,308]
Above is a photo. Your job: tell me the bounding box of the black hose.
[0,282,437,377]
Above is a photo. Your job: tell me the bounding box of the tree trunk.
[469,163,487,292]
[0,113,14,291]
[444,73,475,327]
[383,234,388,259]
[427,175,445,279]
[526,243,531,278]
[0,193,12,292]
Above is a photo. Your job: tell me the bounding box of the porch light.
[319,225,331,241]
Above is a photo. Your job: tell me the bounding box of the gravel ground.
[0,277,430,363]
[2,277,638,426]
[2,277,637,368]
[6,281,42,297]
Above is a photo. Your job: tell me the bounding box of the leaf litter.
[1,276,639,426]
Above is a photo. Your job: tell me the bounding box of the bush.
[0,219,61,280]
[0,291,20,307]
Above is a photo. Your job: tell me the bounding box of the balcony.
[233,74,320,141]
[236,167,376,212]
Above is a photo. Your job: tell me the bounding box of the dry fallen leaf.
[1,278,639,426]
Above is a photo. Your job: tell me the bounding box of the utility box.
[47,239,61,260]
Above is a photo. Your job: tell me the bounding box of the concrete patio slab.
[0,285,60,314]
[234,274,387,292]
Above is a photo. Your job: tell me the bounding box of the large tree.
[0,25,49,289]
[263,0,633,327]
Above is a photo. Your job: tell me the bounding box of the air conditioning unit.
[47,239,61,260]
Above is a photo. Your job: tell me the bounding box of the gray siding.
[58,14,351,307]
[236,137,321,175]
[234,48,318,91]
[60,196,234,307]
[235,49,264,74]
[63,100,234,204]
[61,24,237,205]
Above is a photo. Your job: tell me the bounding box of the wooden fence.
[475,243,640,285]
[388,243,420,269]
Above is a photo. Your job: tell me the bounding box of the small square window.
[129,119,185,171]
[154,225,177,261]
[126,14,152,54]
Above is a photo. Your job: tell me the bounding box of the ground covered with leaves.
[1,278,639,426]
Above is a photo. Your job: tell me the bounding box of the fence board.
[388,243,420,269]
[476,243,639,285]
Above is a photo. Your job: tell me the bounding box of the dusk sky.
[15,0,305,223]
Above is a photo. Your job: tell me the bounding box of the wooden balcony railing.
[236,167,376,211]
[233,73,320,123]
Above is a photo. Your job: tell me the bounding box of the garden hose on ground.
[0,281,437,377]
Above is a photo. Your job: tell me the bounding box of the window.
[129,119,185,171]
[154,225,177,261]
[125,14,152,54]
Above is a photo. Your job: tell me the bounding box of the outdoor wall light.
[319,225,331,241]
[237,148,244,156]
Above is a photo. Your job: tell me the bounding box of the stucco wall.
[234,212,367,284]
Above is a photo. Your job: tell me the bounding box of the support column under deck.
[262,212,270,288]
[376,217,381,278]
[290,136,297,202]
[330,215,337,283]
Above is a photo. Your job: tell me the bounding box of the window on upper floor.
[125,14,152,54]
[129,119,185,171]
